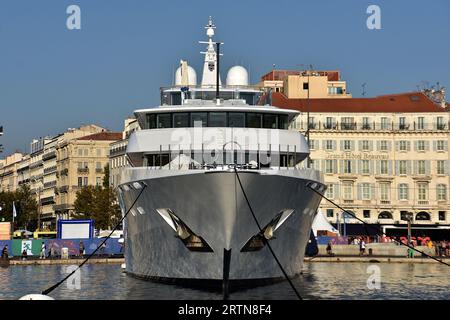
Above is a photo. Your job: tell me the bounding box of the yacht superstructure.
[118,17,325,288]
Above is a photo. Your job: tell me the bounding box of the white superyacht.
[118,18,325,289]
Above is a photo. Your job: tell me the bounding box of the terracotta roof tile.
[272,92,447,113]
[77,132,122,141]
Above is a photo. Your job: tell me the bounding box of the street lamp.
[405,212,414,245]
[298,64,313,168]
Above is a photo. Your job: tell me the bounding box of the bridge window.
[228,112,245,127]
[263,114,278,129]
[279,115,289,129]
[208,112,227,127]
[173,113,189,128]
[191,112,208,127]
[157,113,172,128]
[144,112,291,130]
[246,113,262,128]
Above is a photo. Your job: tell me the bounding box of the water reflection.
[0,262,449,300]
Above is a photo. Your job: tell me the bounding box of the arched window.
[416,211,430,221]
[378,211,393,219]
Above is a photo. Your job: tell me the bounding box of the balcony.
[44,166,57,175]
[60,168,69,176]
[42,151,56,161]
[95,168,103,173]
[77,167,89,174]
[53,204,70,212]
[43,181,57,189]
[59,185,69,193]
[340,123,357,130]
[40,196,55,205]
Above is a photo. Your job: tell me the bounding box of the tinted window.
[171,93,181,105]
[246,113,262,128]
[191,112,208,127]
[263,114,278,129]
[173,113,189,128]
[229,113,245,127]
[157,114,172,128]
[209,112,227,127]
[146,114,157,129]
[279,115,288,129]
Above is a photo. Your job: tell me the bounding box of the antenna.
[362,83,367,97]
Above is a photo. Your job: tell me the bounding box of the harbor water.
[1,262,449,300]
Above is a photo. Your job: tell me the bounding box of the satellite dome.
[175,65,197,86]
[226,66,249,86]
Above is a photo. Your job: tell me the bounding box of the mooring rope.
[308,186,450,268]
[41,183,147,296]
[233,167,303,300]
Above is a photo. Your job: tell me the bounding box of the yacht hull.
[119,170,324,286]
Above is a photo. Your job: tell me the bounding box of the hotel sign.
[325,152,389,160]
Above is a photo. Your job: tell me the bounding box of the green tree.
[15,185,38,229]
[73,185,97,220]
[73,164,121,230]
[0,185,38,230]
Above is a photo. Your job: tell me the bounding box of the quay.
[305,256,450,264]
[4,257,124,266]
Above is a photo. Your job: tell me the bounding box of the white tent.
[312,209,339,236]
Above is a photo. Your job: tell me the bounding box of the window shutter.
[370,183,376,199]
[412,161,417,175]
[407,141,411,151]
[333,141,337,150]
[414,141,418,151]
[334,183,340,198]
[340,140,343,151]
[376,160,381,175]
[425,161,430,175]
[433,141,437,151]
[395,161,399,175]
[369,160,374,174]
[395,141,399,151]
[425,141,430,151]
[397,184,401,200]
[333,159,338,173]
[369,141,373,151]
[387,141,392,151]
[376,141,380,151]
[445,141,448,151]
[388,160,393,175]
[351,141,355,151]
[351,160,356,173]
[357,184,362,200]
[358,141,362,151]
[339,160,344,174]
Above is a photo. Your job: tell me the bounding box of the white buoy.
[121,263,126,272]
[19,294,55,300]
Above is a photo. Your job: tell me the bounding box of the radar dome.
[226,66,249,86]
[175,65,197,86]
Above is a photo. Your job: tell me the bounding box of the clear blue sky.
[0,0,449,155]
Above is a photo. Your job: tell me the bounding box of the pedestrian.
[48,243,56,259]
[79,240,85,258]
[21,249,27,261]
[407,241,415,258]
[326,241,333,256]
[359,239,366,256]
[442,241,447,257]
[1,245,8,259]
[39,242,46,259]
